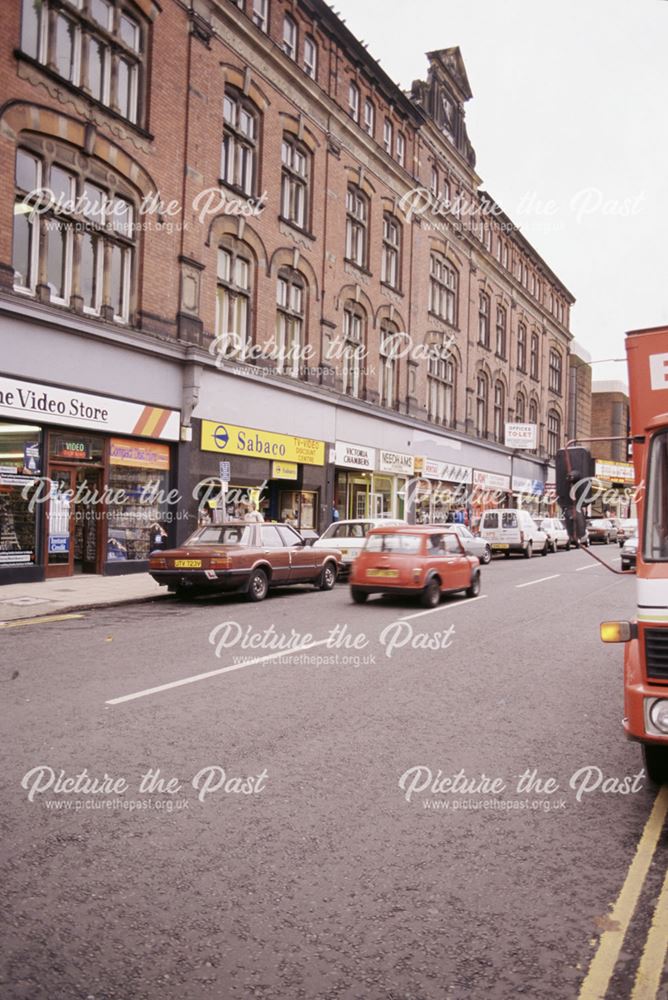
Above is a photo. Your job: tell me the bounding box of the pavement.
[0,572,166,624]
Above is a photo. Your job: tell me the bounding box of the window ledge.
[343,259,372,278]
[14,51,153,141]
[278,216,316,242]
[381,281,403,297]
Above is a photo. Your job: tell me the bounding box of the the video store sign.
[0,377,180,441]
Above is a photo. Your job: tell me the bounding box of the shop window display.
[0,424,41,567]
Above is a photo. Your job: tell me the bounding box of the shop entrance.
[46,466,102,577]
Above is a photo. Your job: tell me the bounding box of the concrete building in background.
[0,0,574,584]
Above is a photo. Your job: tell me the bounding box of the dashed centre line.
[515,574,560,589]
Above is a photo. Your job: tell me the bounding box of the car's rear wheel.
[317,561,337,591]
[247,568,269,602]
[541,541,549,556]
[643,744,668,785]
[466,570,481,598]
[504,550,511,559]
[481,545,492,565]
[524,542,533,559]
[621,560,630,571]
[351,588,368,605]
[421,578,441,608]
[551,540,558,553]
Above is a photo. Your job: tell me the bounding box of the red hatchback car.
[349,525,481,607]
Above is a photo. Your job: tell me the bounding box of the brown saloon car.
[149,522,340,602]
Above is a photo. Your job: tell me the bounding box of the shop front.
[592,460,636,517]
[0,376,179,584]
[411,459,473,524]
[470,470,511,527]
[333,442,412,520]
[511,476,546,515]
[198,419,327,531]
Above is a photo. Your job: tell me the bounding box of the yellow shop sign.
[201,420,325,466]
[271,460,299,480]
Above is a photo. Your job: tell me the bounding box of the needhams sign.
[201,420,325,466]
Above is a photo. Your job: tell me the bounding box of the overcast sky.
[333,0,668,388]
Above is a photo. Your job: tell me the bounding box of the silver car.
[448,523,492,565]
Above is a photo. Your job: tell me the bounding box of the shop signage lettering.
[473,470,511,491]
[420,458,473,484]
[109,439,171,470]
[271,461,299,480]
[504,423,537,450]
[201,421,325,466]
[512,476,544,496]
[52,438,92,460]
[378,451,414,476]
[335,441,376,470]
[0,377,180,441]
[595,460,634,483]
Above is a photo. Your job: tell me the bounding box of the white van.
[478,508,549,558]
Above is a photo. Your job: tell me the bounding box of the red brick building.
[0,0,574,582]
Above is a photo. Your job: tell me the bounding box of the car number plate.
[175,559,202,568]
[492,543,509,549]
[367,568,399,578]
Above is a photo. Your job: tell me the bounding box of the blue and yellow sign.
[201,420,325,466]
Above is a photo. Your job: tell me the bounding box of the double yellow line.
[579,786,668,999]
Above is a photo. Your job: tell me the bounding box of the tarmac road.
[1,544,667,1000]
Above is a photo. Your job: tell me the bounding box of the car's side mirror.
[556,447,596,544]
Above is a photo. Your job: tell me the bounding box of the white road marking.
[398,594,487,622]
[107,638,332,705]
[576,563,601,572]
[515,574,560,589]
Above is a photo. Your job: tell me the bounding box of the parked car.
[617,518,638,547]
[536,517,570,552]
[621,535,638,572]
[148,522,340,601]
[586,518,616,544]
[447,523,492,564]
[478,508,549,558]
[313,518,406,574]
[350,526,480,608]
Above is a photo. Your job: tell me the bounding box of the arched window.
[549,348,562,394]
[379,320,399,409]
[222,88,259,197]
[478,292,490,348]
[515,392,526,423]
[528,399,538,450]
[348,82,360,122]
[20,0,145,124]
[429,254,457,325]
[282,14,297,59]
[216,241,253,358]
[276,268,306,379]
[345,185,369,269]
[547,410,561,458]
[530,332,540,379]
[342,302,366,398]
[476,372,488,437]
[12,144,135,322]
[493,380,505,442]
[496,306,507,358]
[517,323,527,372]
[281,134,310,230]
[381,214,401,290]
[427,353,455,427]
[304,35,317,79]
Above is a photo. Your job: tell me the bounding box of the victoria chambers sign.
[0,377,180,440]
